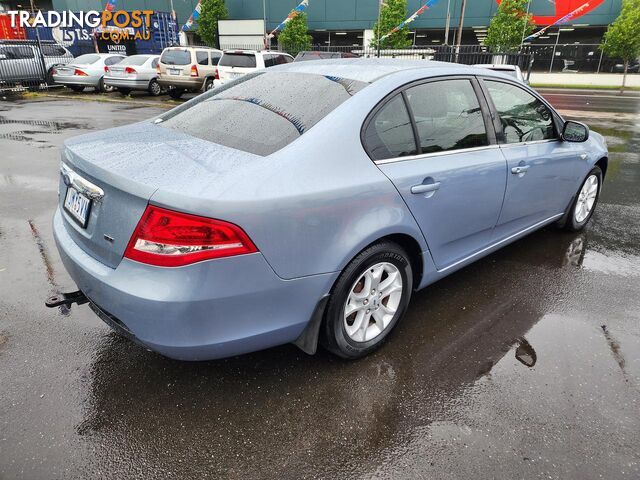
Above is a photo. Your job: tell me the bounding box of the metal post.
[519,0,531,52]
[597,46,604,73]
[444,0,451,45]
[455,0,467,61]
[263,0,267,48]
[549,28,560,73]
[29,0,48,86]
[376,0,383,58]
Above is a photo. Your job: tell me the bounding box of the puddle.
[0,115,83,143]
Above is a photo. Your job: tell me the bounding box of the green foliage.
[485,0,535,52]
[370,0,412,49]
[601,0,640,63]
[197,0,228,47]
[278,12,312,56]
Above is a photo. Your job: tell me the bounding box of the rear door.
[480,78,584,240]
[371,77,507,270]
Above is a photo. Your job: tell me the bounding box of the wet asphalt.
[0,91,639,479]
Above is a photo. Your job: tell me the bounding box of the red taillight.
[124,66,137,74]
[124,205,258,267]
[190,64,198,77]
[214,68,219,80]
[75,68,88,76]
[156,64,160,74]
[103,66,109,73]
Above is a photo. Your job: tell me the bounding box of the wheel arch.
[595,156,608,179]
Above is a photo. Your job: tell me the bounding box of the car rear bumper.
[103,77,149,89]
[53,208,337,360]
[158,75,203,90]
[53,74,100,87]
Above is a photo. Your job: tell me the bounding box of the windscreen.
[159,71,368,156]
[161,49,191,65]
[120,55,150,66]
[74,54,100,64]
[219,53,257,68]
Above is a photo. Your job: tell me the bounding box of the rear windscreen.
[159,71,368,156]
[120,55,150,66]
[74,54,99,64]
[219,53,257,68]
[161,49,191,65]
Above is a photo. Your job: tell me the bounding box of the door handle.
[511,165,530,175]
[411,182,441,194]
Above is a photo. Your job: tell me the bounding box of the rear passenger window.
[363,94,418,161]
[105,56,123,66]
[196,51,209,65]
[405,79,488,154]
[484,80,556,143]
[151,58,159,68]
[211,53,221,65]
[264,54,275,68]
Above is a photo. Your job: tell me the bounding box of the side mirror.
[562,120,589,142]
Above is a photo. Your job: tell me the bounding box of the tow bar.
[45,290,89,309]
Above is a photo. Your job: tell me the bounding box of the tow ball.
[45,290,88,308]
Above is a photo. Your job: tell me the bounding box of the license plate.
[63,187,91,228]
[169,69,181,75]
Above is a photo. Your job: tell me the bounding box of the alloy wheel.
[575,174,599,223]
[343,262,403,343]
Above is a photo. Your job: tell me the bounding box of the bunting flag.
[379,0,440,41]
[182,0,203,31]
[267,0,309,39]
[523,1,592,42]
[104,0,116,12]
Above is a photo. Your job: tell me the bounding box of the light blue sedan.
[49,59,608,360]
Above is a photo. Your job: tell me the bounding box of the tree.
[278,12,312,56]
[370,0,412,50]
[600,0,640,93]
[485,0,535,52]
[197,0,228,47]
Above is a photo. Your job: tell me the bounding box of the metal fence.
[0,38,634,93]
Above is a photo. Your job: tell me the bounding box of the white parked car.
[52,53,125,92]
[213,50,294,88]
[473,64,526,83]
[104,54,163,96]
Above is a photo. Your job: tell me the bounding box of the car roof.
[269,58,504,83]
[474,63,519,70]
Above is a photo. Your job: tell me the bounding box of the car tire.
[148,79,162,96]
[204,77,214,91]
[117,88,131,96]
[69,85,85,92]
[562,166,602,232]
[321,241,413,359]
[45,67,55,86]
[168,88,184,99]
[97,77,114,93]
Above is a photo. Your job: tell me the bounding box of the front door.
[367,78,507,270]
[481,79,584,240]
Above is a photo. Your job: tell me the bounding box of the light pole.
[444,0,451,44]
[455,0,467,50]
[549,28,561,72]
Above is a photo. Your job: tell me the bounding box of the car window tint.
[160,71,368,156]
[105,56,123,66]
[196,51,209,65]
[10,46,34,59]
[120,55,149,66]
[363,94,418,161]
[263,54,274,68]
[484,80,556,143]
[211,53,221,65]
[74,54,100,64]
[151,58,159,68]
[219,53,257,68]
[161,49,191,65]
[405,79,488,154]
[41,44,66,56]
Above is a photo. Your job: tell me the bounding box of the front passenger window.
[484,80,556,144]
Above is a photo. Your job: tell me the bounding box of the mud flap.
[293,295,329,355]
